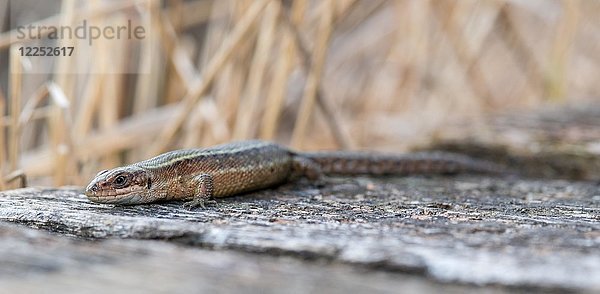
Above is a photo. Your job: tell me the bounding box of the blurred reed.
[0,0,598,189]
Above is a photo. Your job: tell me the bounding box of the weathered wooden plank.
[1,222,484,294]
[0,175,598,292]
[433,102,600,180]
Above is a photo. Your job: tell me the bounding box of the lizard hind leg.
[291,156,324,182]
[183,173,217,209]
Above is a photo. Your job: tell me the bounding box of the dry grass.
[0,0,599,189]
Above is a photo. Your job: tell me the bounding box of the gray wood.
[435,102,600,180]
[0,174,598,293]
[1,222,490,294]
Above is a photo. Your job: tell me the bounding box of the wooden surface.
[435,102,600,180]
[0,174,598,293]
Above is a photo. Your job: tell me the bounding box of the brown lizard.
[85,140,506,208]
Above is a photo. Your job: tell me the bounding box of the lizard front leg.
[183,173,217,209]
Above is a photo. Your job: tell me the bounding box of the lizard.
[85,140,507,208]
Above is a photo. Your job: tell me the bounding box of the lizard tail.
[298,151,510,176]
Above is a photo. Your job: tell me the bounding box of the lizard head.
[85,166,152,205]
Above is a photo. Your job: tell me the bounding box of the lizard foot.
[183,198,217,210]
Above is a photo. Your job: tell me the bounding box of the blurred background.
[0,0,599,188]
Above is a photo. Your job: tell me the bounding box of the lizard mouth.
[85,188,145,205]
[85,181,148,205]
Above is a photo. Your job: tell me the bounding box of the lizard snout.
[85,182,99,196]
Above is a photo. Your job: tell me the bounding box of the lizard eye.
[114,175,128,187]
